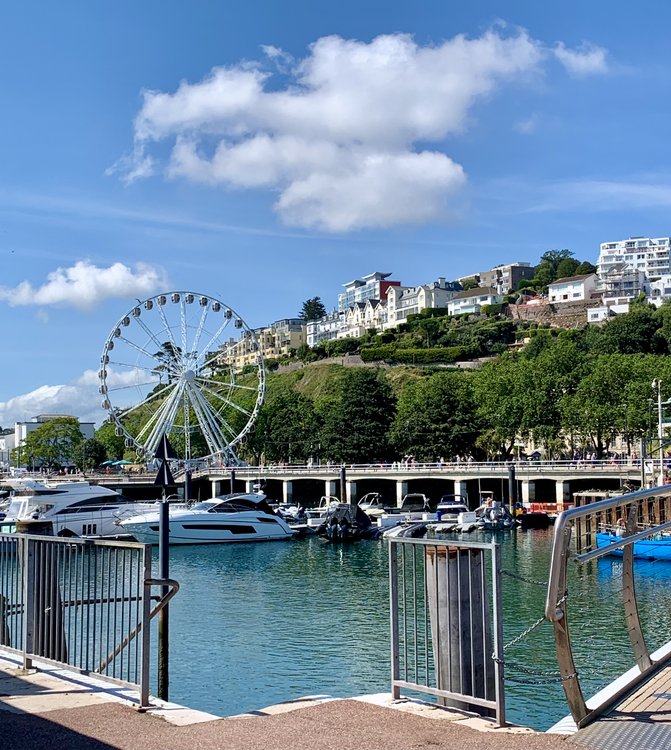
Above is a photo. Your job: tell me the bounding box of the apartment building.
[457,262,535,294]
[230,318,305,367]
[598,237,671,279]
[338,272,401,312]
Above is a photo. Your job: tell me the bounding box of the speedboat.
[0,478,151,538]
[119,492,296,545]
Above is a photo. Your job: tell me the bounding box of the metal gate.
[0,533,178,707]
[389,537,505,725]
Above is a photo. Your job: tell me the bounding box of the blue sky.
[1,0,671,427]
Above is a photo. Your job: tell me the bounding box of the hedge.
[360,345,469,364]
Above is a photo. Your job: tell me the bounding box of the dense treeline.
[245,300,671,464]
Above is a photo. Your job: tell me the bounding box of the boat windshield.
[190,501,219,511]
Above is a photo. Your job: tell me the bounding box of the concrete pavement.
[0,652,579,750]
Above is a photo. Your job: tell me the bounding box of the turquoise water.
[154,531,671,731]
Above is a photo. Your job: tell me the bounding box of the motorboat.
[436,494,470,522]
[119,491,296,545]
[305,496,341,531]
[357,492,387,519]
[316,502,380,542]
[474,492,518,530]
[0,478,151,538]
[596,531,671,561]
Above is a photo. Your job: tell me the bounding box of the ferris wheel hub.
[182,369,196,383]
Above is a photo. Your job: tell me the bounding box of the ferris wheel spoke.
[126,316,175,365]
[196,375,258,393]
[112,334,180,375]
[140,382,187,455]
[187,382,239,443]
[194,316,233,368]
[130,382,181,438]
[188,305,210,369]
[185,383,229,454]
[199,348,229,373]
[105,358,161,376]
[155,300,182,361]
[105,376,162,393]
[199,383,252,418]
[179,298,188,363]
[109,382,174,414]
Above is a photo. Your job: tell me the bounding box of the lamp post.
[652,379,664,486]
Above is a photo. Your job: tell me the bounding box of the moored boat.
[119,491,295,545]
[0,477,152,538]
[596,531,671,561]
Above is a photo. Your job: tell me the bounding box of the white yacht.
[119,492,296,545]
[0,478,152,538]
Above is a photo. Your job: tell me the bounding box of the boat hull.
[596,532,671,561]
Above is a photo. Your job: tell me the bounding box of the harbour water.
[157,530,671,731]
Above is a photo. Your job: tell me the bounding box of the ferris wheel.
[99,292,265,464]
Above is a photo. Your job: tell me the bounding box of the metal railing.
[545,484,671,728]
[0,533,178,708]
[389,537,505,725]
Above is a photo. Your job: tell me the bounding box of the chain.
[492,594,576,684]
[501,570,549,587]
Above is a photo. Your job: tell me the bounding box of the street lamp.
[652,379,664,486]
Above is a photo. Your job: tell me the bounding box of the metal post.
[653,379,664,486]
[230,469,236,494]
[507,464,517,515]
[340,465,347,504]
[157,501,169,700]
[184,469,192,502]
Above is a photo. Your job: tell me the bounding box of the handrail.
[545,484,671,622]
[544,482,671,728]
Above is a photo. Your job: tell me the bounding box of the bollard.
[426,545,495,716]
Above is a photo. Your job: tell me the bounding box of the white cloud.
[0,367,159,430]
[0,261,169,310]
[114,29,608,232]
[514,113,540,134]
[553,42,608,77]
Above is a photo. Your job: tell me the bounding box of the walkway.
[567,660,671,749]
[0,653,577,750]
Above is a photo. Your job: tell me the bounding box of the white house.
[385,278,461,329]
[341,299,387,338]
[447,287,502,315]
[547,274,598,303]
[648,275,671,307]
[306,310,347,347]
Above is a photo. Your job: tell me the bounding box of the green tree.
[152,341,182,384]
[472,355,528,458]
[16,417,84,470]
[74,438,106,472]
[250,391,320,463]
[390,372,478,460]
[316,369,396,463]
[299,297,327,321]
[560,355,639,458]
[555,258,580,279]
[95,420,126,460]
[574,261,597,275]
[461,276,480,291]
